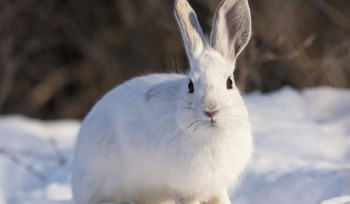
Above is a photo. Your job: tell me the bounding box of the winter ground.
[0,86,349,204]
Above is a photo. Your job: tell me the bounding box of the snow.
[0,86,349,204]
[321,196,350,204]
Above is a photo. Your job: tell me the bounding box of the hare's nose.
[204,111,218,118]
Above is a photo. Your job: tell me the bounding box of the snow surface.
[0,86,349,204]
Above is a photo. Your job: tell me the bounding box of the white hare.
[72,0,253,203]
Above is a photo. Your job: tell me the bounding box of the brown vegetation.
[0,0,349,119]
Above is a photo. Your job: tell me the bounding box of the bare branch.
[0,148,48,182]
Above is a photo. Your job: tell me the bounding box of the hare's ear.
[210,0,251,62]
[174,0,206,59]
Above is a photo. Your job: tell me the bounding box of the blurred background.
[0,0,349,119]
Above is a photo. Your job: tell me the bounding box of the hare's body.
[72,0,254,203]
[72,74,252,204]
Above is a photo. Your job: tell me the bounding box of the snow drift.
[0,86,349,204]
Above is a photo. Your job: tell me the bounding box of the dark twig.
[0,148,47,182]
[48,138,67,166]
[0,147,56,161]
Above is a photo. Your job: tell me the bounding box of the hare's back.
[87,73,186,121]
[107,73,185,104]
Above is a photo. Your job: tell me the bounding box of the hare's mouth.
[204,119,221,129]
[210,118,217,124]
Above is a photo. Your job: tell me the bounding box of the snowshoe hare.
[72,0,253,203]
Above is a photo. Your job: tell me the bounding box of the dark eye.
[188,80,194,93]
[226,77,233,89]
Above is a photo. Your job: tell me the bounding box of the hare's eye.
[226,77,233,89]
[188,80,194,93]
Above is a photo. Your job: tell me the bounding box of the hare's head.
[174,0,251,131]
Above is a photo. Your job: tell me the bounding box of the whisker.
[225,114,250,121]
[193,123,201,133]
[222,118,277,147]
[171,97,194,104]
[165,105,192,110]
[167,120,201,144]
[179,115,201,120]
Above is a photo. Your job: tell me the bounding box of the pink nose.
[205,111,218,118]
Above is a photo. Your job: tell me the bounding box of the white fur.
[72,0,253,203]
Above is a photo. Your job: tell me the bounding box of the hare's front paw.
[176,198,200,204]
[207,191,231,204]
